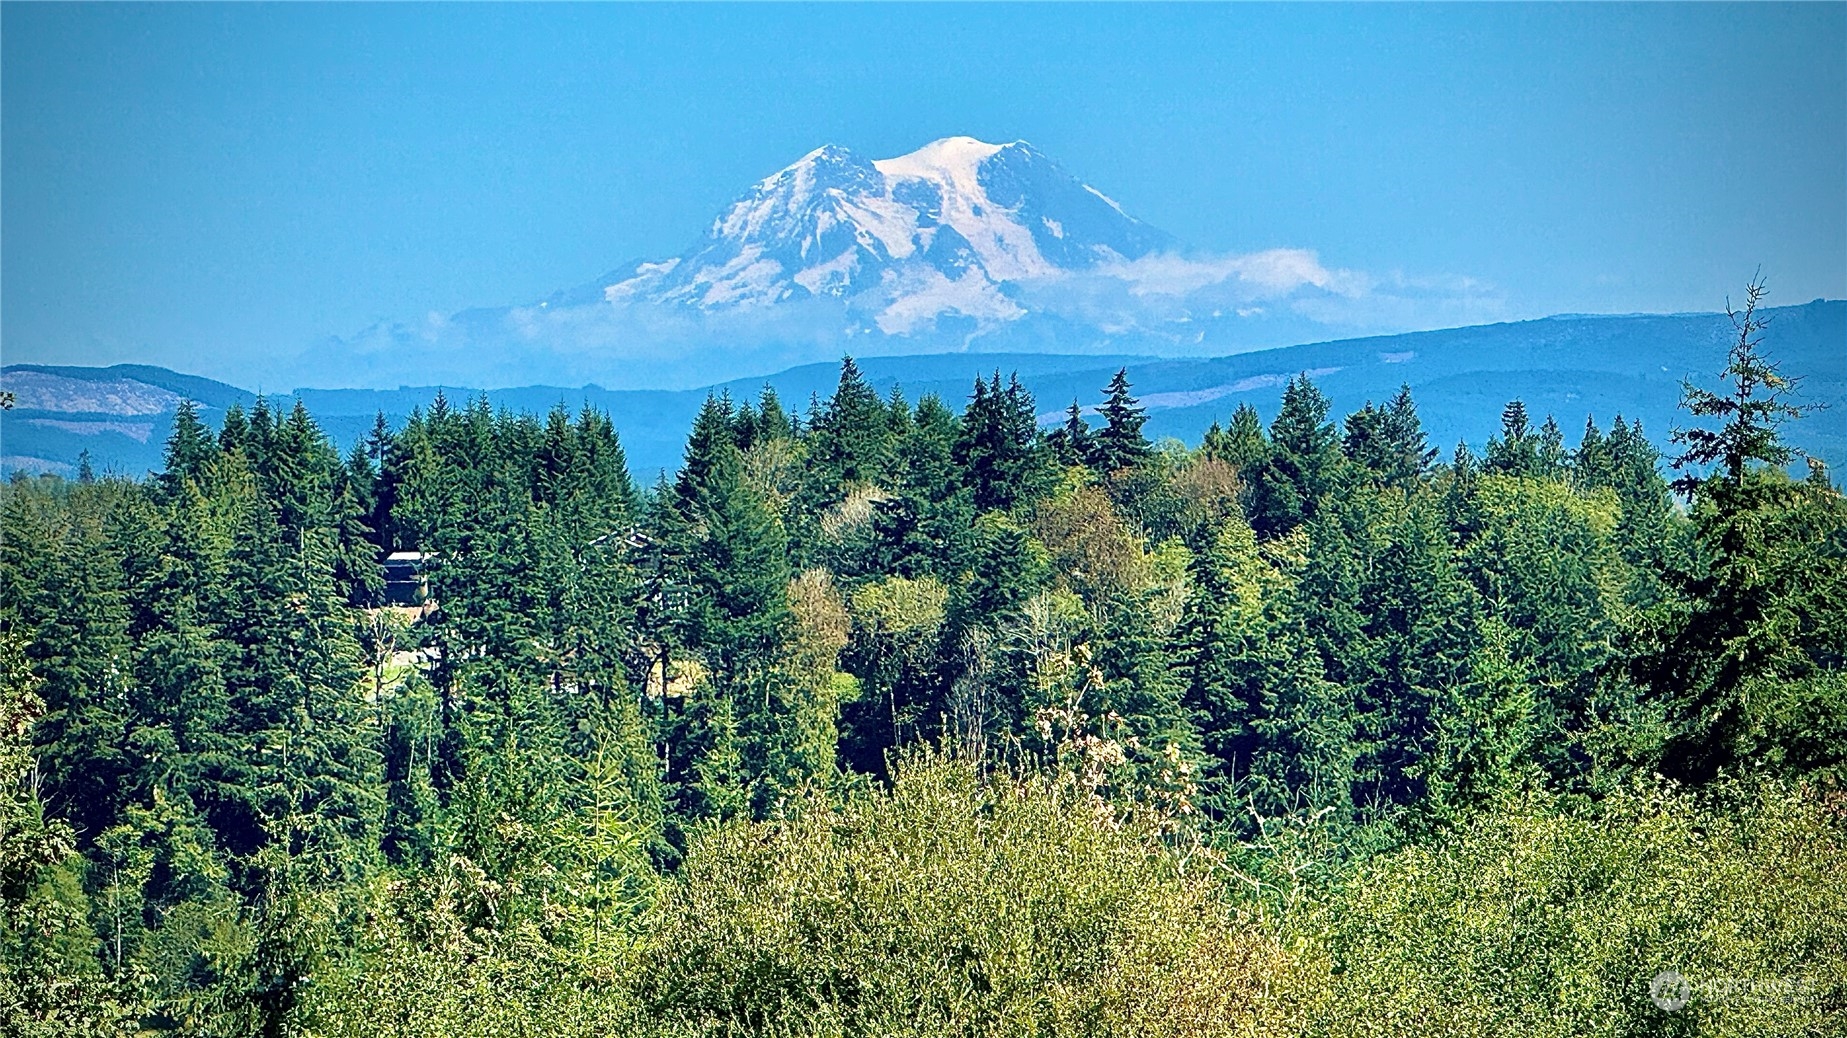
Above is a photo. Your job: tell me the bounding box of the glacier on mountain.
[603,136,1177,337]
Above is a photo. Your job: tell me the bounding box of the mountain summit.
[316,137,1497,390]
[603,136,1175,335]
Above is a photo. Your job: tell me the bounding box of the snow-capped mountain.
[309,136,1501,390]
[601,137,1176,336]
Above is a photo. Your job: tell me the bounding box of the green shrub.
[1295,781,1847,1037]
[637,754,1303,1038]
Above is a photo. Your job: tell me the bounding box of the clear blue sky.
[4,3,1843,386]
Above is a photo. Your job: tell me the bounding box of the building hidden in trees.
[381,551,432,608]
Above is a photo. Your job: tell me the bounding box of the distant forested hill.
[6,300,1841,479]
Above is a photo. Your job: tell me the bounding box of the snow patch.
[1083,184,1128,216]
[794,248,862,296]
[873,136,1055,281]
[835,193,923,260]
[874,267,1024,335]
[871,136,1005,182]
[663,245,788,308]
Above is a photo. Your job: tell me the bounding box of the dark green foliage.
[1202,402,1269,472]
[1180,518,1353,824]
[1442,440,1484,541]
[804,356,893,495]
[1571,414,1613,489]
[951,511,1051,636]
[1090,585,1200,792]
[871,393,970,580]
[1244,376,1345,538]
[1091,368,1151,473]
[161,401,217,499]
[1350,494,1482,816]
[3,630,140,1032]
[1641,468,1847,784]
[1379,385,1439,486]
[753,383,795,444]
[1536,415,1567,478]
[953,372,1054,513]
[1635,280,1847,785]
[4,325,1843,1036]
[1670,280,1815,493]
[1486,398,1540,476]
[1046,398,1094,468]
[677,429,789,684]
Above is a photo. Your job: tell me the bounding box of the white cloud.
[1093,248,1363,299]
[874,267,1024,336]
[301,246,1505,390]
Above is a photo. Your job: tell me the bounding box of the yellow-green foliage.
[778,569,855,779]
[1470,474,1629,626]
[1296,781,1847,1037]
[311,866,645,1038]
[848,574,948,639]
[1031,479,1155,604]
[637,755,1304,1038]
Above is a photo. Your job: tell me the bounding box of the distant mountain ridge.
[5,363,257,411]
[7,302,1842,482]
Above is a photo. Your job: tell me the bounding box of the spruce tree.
[755,385,794,443]
[693,453,789,683]
[1046,399,1093,468]
[2,631,132,1026]
[953,373,1052,513]
[1201,403,1269,471]
[218,403,250,456]
[1669,279,1814,495]
[1181,515,1353,824]
[1341,404,1386,477]
[1344,390,1437,488]
[1536,415,1567,479]
[1349,496,1481,817]
[1380,385,1437,487]
[161,400,217,499]
[807,357,892,492]
[1091,369,1150,473]
[1092,586,1198,770]
[675,394,738,516]
[1571,416,1614,490]
[0,486,136,846]
[1417,617,1534,826]
[875,393,970,579]
[1646,278,1842,783]
[1462,467,1622,787]
[1245,375,1343,537]
[1485,399,1539,477]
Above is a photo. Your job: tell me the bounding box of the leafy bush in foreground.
[1298,781,1847,1037]
[638,756,1303,1038]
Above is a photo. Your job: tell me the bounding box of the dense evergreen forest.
[4,288,1845,1036]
